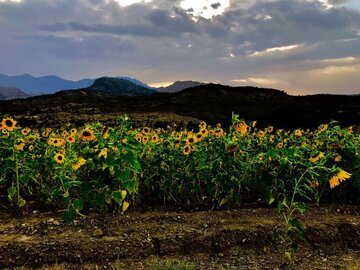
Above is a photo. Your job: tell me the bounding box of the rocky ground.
[0,205,359,270]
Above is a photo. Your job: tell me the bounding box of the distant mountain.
[0,87,30,100]
[0,73,94,95]
[117,77,153,89]
[88,77,157,96]
[156,81,206,93]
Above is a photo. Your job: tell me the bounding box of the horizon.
[1,0,360,95]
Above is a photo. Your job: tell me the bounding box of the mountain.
[156,81,205,93]
[0,87,30,100]
[117,77,153,89]
[1,82,360,130]
[88,77,157,96]
[0,73,94,95]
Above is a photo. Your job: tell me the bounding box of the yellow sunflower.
[72,157,86,171]
[186,134,197,145]
[54,153,65,164]
[66,135,75,144]
[183,145,191,155]
[151,133,159,143]
[1,117,17,132]
[141,127,151,135]
[70,128,77,135]
[80,128,96,141]
[21,128,31,136]
[98,148,108,159]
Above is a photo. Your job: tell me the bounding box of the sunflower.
[54,153,65,164]
[48,138,65,147]
[234,122,248,135]
[80,128,96,141]
[28,145,34,152]
[183,145,191,155]
[201,129,209,137]
[70,128,77,135]
[66,135,75,144]
[21,128,31,136]
[175,133,183,140]
[141,127,151,135]
[186,135,197,145]
[72,157,86,171]
[214,128,224,137]
[294,129,302,137]
[195,133,203,142]
[334,154,342,162]
[1,117,17,132]
[142,136,149,144]
[173,139,181,148]
[277,142,283,149]
[199,121,207,130]
[329,170,351,189]
[98,148,108,159]
[14,140,25,151]
[61,130,68,137]
[309,152,325,163]
[2,129,9,137]
[266,126,274,133]
[151,133,159,143]
[135,132,143,142]
[103,131,110,139]
[258,130,265,138]
[310,180,319,188]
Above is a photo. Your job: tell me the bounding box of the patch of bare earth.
[0,205,359,270]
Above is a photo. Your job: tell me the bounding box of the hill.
[0,87,30,100]
[156,81,205,93]
[88,77,156,96]
[1,83,359,129]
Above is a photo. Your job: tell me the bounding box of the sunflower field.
[0,114,359,223]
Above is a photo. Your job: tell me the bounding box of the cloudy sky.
[0,0,360,95]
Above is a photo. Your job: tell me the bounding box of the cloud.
[0,0,360,94]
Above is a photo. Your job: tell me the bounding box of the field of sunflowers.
[0,113,359,223]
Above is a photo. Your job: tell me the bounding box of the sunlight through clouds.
[112,0,152,7]
[180,0,230,19]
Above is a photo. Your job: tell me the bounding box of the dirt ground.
[0,204,359,270]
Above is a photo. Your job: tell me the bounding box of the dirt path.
[0,205,359,269]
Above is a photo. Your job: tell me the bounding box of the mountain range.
[0,73,206,99]
[1,81,359,130]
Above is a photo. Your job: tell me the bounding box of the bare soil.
[0,205,359,270]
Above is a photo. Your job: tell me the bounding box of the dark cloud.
[210,3,222,9]
[0,0,359,94]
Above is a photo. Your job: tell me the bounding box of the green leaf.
[7,186,16,201]
[267,193,275,205]
[289,218,305,240]
[123,180,138,194]
[282,197,288,208]
[62,210,75,224]
[73,198,83,211]
[112,191,123,205]
[17,197,26,208]
[295,202,307,214]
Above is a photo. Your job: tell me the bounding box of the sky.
[0,0,360,95]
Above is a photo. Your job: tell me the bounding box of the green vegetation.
[1,113,359,265]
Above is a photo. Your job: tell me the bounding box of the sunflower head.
[183,145,191,155]
[80,128,96,141]
[54,153,65,164]
[66,136,75,144]
[1,117,17,132]
[21,128,31,136]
